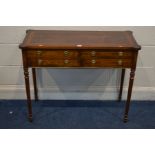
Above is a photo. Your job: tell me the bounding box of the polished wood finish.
[32,68,38,101]
[19,30,141,122]
[118,69,126,102]
[20,30,141,50]
[124,51,138,122]
[81,51,133,59]
[27,50,79,59]
[23,67,33,122]
[26,49,134,68]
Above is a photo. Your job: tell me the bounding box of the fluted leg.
[124,69,135,123]
[118,69,125,102]
[24,68,33,122]
[32,68,38,101]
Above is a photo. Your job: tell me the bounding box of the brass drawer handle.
[64,60,69,64]
[91,51,96,56]
[64,51,69,55]
[38,59,42,65]
[92,59,96,64]
[118,60,122,65]
[37,51,42,55]
[118,52,123,56]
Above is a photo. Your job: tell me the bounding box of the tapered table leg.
[124,69,135,123]
[118,69,125,102]
[32,68,38,101]
[24,68,33,122]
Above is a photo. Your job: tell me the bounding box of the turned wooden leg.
[118,69,125,102]
[124,69,135,123]
[24,68,33,122]
[32,68,38,101]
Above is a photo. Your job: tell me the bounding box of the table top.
[19,30,141,50]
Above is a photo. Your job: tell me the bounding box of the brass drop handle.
[38,59,42,65]
[64,60,69,64]
[64,51,69,55]
[118,60,122,65]
[92,59,96,64]
[37,51,42,55]
[118,52,123,56]
[91,51,96,56]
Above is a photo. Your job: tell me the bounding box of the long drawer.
[82,59,132,68]
[26,50,133,59]
[26,50,79,59]
[28,59,80,67]
[27,58,132,68]
[81,50,133,59]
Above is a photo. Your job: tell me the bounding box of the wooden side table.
[19,30,141,122]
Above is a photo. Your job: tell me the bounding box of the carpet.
[0,100,155,129]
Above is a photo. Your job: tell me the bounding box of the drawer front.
[82,59,132,68]
[81,50,133,59]
[28,58,131,68]
[26,50,133,68]
[27,50,79,59]
[28,59,80,67]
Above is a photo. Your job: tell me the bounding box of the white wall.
[0,26,155,100]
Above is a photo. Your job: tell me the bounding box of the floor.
[0,100,155,129]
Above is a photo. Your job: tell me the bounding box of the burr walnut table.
[19,30,141,122]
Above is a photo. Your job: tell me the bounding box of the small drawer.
[28,59,80,67]
[27,50,79,59]
[81,50,133,59]
[82,59,132,68]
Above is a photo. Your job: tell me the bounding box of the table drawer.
[28,59,80,67]
[81,50,133,59]
[82,59,132,68]
[27,50,79,59]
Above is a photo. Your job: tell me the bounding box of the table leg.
[32,68,38,101]
[124,69,135,123]
[118,69,125,102]
[24,68,33,122]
